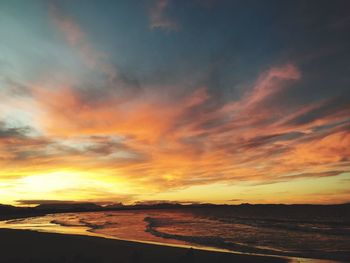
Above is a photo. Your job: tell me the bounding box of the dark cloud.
[85,140,128,155]
[284,95,350,127]
[0,121,149,169]
[252,171,347,186]
[311,119,350,133]
[0,77,32,97]
[0,121,55,164]
[17,200,83,205]
[282,170,346,180]
[134,200,199,205]
[240,132,305,150]
[16,199,127,206]
[228,199,243,202]
[0,121,32,139]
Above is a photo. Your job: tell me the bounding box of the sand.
[0,228,289,263]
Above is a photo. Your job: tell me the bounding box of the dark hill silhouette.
[35,202,102,212]
[0,204,16,211]
[1,202,350,223]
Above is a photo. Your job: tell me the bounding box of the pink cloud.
[243,64,301,107]
[49,4,117,81]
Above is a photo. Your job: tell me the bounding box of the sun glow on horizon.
[0,170,136,206]
[20,171,84,193]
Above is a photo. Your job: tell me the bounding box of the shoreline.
[0,213,345,263]
[0,228,290,263]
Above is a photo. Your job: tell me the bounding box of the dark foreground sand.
[0,229,289,263]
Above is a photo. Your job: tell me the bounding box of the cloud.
[0,121,32,139]
[49,4,110,72]
[134,200,200,205]
[16,199,87,205]
[48,3,140,101]
[0,121,54,166]
[282,170,345,180]
[228,199,243,202]
[16,198,134,206]
[0,77,32,97]
[2,60,349,200]
[239,64,301,109]
[24,63,349,191]
[0,119,144,172]
[149,0,179,31]
[282,95,350,128]
[237,132,305,150]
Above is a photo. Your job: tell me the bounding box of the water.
[1,208,349,262]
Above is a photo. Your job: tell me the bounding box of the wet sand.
[0,228,288,263]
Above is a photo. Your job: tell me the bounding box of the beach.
[1,207,349,262]
[0,228,289,263]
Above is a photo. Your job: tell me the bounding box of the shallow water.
[1,209,349,262]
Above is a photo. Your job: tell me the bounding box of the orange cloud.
[22,62,348,194]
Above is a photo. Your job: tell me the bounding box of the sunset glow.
[0,0,349,206]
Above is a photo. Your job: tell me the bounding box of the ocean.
[1,207,350,262]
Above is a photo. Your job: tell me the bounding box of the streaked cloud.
[16,63,347,192]
[49,4,111,73]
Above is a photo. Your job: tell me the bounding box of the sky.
[0,0,349,206]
